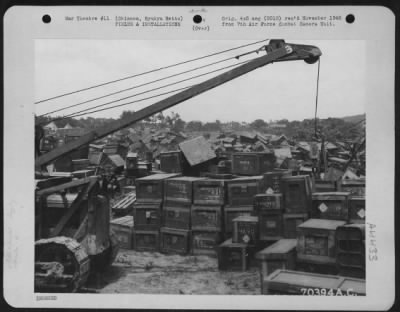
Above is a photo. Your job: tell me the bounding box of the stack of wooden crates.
[133,173,180,251]
[256,177,366,295]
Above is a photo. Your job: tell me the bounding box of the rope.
[314,58,321,137]
[34,39,269,104]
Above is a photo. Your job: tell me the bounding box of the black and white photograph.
[3,6,395,309]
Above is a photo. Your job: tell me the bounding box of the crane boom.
[35,40,321,168]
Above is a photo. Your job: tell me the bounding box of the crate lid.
[338,277,366,295]
[266,269,343,289]
[134,201,162,208]
[111,215,134,226]
[312,192,351,197]
[233,151,274,156]
[298,218,346,230]
[254,193,282,199]
[72,170,94,175]
[228,176,263,182]
[336,223,366,236]
[281,175,310,181]
[192,204,224,209]
[160,227,190,235]
[166,176,207,182]
[136,173,180,181]
[340,179,365,186]
[219,238,247,248]
[256,239,297,260]
[232,215,258,223]
[160,150,181,155]
[193,179,226,185]
[179,136,216,166]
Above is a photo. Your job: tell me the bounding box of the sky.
[35,39,366,123]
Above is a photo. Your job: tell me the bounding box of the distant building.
[63,123,73,129]
[43,121,58,131]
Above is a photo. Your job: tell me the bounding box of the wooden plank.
[49,179,97,238]
[36,177,94,196]
[73,215,88,240]
[36,46,290,167]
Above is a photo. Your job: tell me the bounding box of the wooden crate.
[72,158,90,171]
[254,193,282,213]
[311,192,351,221]
[226,176,264,206]
[336,224,365,253]
[160,227,191,255]
[191,205,223,232]
[282,213,309,239]
[297,219,346,265]
[224,205,254,236]
[282,175,312,213]
[258,210,284,241]
[160,151,188,173]
[217,238,250,271]
[263,170,292,193]
[191,231,222,257]
[232,215,259,245]
[112,192,136,216]
[349,196,366,223]
[163,204,191,230]
[126,153,138,170]
[231,152,276,176]
[71,169,95,179]
[337,266,365,279]
[313,179,337,192]
[133,230,160,252]
[122,185,136,195]
[135,173,180,203]
[262,269,365,295]
[110,216,134,249]
[335,224,365,277]
[255,239,297,293]
[338,179,365,196]
[133,201,162,230]
[164,176,206,205]
[193,179,226,205]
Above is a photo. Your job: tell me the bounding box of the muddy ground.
[87,249,261,295]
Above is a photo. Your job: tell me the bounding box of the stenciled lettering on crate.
[193,179,227,206]
[311,192,351,221]
[226,176,264,206]
[232,215,259,246]
[297,219,346,266]
[231,152,276,176]
[224,205,254,235]
[191,205,223,232]
[135,173,180,202]
[263,170,292,194]
[164,176,206,205]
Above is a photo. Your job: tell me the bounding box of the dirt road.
[88,249,261,295]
